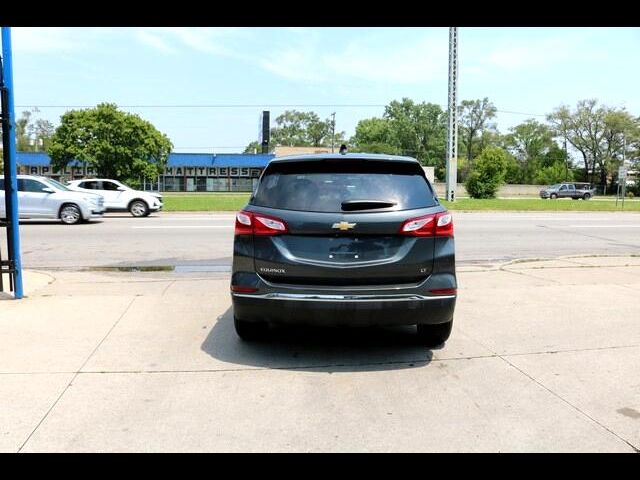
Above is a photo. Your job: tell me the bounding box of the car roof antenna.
[339,144,348,155]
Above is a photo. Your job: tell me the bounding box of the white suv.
[67,179,163,217]
[0,175,105,225]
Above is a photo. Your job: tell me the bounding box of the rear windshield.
[251,160,437,212]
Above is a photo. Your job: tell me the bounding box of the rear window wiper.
[341,200,397,211]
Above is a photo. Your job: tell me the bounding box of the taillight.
[231,285,259,293]
[429,288,457,296]
[435,212,454,237]
[234,210,289,236]
[235,211,253,236]
[399,211,454,237]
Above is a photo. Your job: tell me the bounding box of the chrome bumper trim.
[232,292,455,302]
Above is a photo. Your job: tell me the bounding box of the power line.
[15,103,549,117]
[498,109,547,118]
[174,146,247,149]
[15,104,389,109]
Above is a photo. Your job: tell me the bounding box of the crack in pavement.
[16,296,138,453]
[500,356,640,453]
[537,224,640,251]
[3,343,640,376]
[457,328,640,453]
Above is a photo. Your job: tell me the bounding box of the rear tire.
[583,193,591,200]
[417,320,453,347]
[129,200,149,217]
[59,204,82,225]
[234,317,268,341]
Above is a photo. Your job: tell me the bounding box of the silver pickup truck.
[540,182,596,200]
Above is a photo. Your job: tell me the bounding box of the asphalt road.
[3,211,640,270]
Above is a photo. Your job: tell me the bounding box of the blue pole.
[1,27,24,299]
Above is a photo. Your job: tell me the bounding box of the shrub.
[465,147,509,199]
[534,162,574,185]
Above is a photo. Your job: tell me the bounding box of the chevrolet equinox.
[230,153,457,346]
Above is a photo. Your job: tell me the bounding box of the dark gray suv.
[230,153,457,346]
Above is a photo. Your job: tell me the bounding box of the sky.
[8,26,640,153]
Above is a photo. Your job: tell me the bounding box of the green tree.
[33,118,55,151]
[541,142,569,168]
[503,153,524,184]
[384,98,447,167]
[547,99,640,188]
[464,146,509,199]
[458,97,498,168]
[350,117,399,155]
[535,162,574,185]
[48,103,172,182]
[16,110,33,151]
[504,119,554,183]
[270,110,344,148]
[243,141,274,154]
[13,108,54,151]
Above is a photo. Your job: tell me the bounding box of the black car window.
[18,179,48,193]
[81,181,101,190]
[102,181,120,191]
[251,160,437,212]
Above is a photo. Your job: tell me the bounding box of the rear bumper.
[232,287,456,327]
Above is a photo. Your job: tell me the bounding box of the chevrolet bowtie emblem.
[332,221,356,231]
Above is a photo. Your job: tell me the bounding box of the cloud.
[467,28,605,74]
[485,41,570,70]
[136,30,177,54]
[134,27,249,58]
[11,27,79,54]
[260,31,448,85]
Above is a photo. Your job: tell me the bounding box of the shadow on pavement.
[12,220,104,226]
[201,307,436,373]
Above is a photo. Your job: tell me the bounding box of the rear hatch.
[244,158,446,287]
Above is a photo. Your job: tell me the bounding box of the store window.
[162,176,181,192]
[196,177,208,192]
[230,178,252,192]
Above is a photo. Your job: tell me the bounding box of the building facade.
[16,151,437,192]
[16,152,275,192]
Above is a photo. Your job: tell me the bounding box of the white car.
[67,179,163,217]
[0,175,105,225]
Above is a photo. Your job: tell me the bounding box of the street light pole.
[331,112,336,153]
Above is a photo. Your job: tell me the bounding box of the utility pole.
[331,112,336,153]
[445,27,459,202]
[564,139,568,181]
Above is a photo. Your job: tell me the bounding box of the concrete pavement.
[1,255,639,452]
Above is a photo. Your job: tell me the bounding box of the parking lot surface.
[2,255,639,452]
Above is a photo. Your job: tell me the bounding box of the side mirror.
[117,187,127,191]
[42,187,55,194]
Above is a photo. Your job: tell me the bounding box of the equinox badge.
[332,221,356,231]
